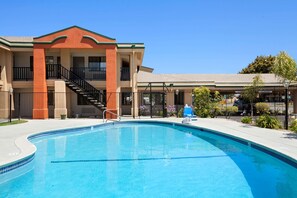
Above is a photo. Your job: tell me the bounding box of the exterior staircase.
[46,64,106,110]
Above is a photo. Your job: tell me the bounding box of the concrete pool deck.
[1,117,297,169]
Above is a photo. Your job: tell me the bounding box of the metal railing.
[70,67,106,81]
[46,64,106,107]
[13,67,33,81]
[103,109,121,123]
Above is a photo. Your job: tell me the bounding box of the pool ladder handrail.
[103,109,121,123]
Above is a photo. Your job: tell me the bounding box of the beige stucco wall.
[68,91,101,118]
[12,88,33,118]
[14,52,32,67]
[0,48,13,118]
[167,92,174,106]
[184,90,193,105]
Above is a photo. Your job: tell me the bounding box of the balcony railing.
[13,64,126,82]
[13,67,33,81]
[70,67,106,81]
[120,67,130,81]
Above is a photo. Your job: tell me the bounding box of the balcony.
[13,65,128,82]
[13,67,33,81]
[120,67,130,81]
[70,67,106,81]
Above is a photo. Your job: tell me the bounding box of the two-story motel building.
[1,26,297,119]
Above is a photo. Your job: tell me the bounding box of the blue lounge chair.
[183,106,197,121]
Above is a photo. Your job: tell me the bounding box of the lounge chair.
[183,106,197,121]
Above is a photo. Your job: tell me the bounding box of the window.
[88,56,106,71]
[30,56,33,71]
[77,95,89,105]
[88,57,100,71]
[57,56,61,64]
[100,57,106,71]
[45,56,54,64]
[122,92,132,105]
[142,93,164,105]
[174,91,184,105]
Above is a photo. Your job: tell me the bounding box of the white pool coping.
[1,117,297,171]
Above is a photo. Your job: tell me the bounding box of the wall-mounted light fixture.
[175,89,179,95]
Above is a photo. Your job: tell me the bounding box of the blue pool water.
[0,122,297,197]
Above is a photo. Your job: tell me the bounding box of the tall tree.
[239,55,276,74]
[242,75,263,118]
[273,51,297,83]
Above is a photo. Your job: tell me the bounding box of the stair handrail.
[103,109,121,123]
[49,64,106,106]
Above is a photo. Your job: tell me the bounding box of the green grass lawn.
[0,120,28,126]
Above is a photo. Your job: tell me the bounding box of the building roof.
[137,71,283,88]
[0,26,144,49]
[0,36,34,42]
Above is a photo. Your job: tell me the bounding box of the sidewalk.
[1,117,297,168]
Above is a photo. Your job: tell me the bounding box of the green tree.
[242,75,263,118]
[239,55,276,74]
[193,87,211,117]
[273,51,297,84]
[193,87,222,118]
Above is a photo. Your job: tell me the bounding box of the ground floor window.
[174,91,184,105]
[122,92,132,105]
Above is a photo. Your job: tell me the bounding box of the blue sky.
[1,0,297,74]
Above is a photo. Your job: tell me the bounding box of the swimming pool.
[0,121,297,197]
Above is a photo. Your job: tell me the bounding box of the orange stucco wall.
[34,26,116,49]
[32,26,118,119]
[106,47,117,118]
[33,47,48,119]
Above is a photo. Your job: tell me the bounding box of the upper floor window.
[30,56,33,71]
[88,56,106,71]
[45,56,54,64]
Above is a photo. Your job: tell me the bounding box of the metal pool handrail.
[103,109,121,123]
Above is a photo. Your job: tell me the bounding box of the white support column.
[292,89,297,114]
[54,81,67,118]
[184,90,193,106]
[131,52,139,117]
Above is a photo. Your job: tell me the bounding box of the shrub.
[220,106,238,118]
[289,119,297,133]
[199,108,211,118]
[256,115,282,129]
[178,108,184,118]
[241,116,252,124]
[139,105,149,116]
[167,105,176,117]
[193,87,222,118]
[228,106,238,115]
[255,102,270,115]
[210,103,222,118]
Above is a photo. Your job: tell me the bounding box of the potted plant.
[60,114,66,120]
